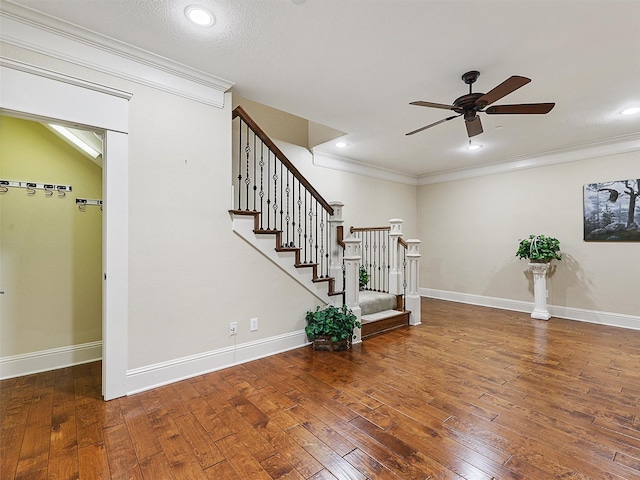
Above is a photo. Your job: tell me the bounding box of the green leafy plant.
[359,265,370,290]
[304,304,361,342]
[516,234,562,263]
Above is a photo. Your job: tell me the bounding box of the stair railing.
[348,219,407,296]
[232,106,336,280]
[348,220,422,324]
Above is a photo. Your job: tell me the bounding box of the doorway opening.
[1,61,131,400]
[0,115,103,385]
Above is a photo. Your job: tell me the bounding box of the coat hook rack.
[76,198,103,211]
[0,179,73,196]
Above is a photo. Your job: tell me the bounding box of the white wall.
[418,151,640,320]
[1,42,324,391]
[2,33,419,391]
[232,99,418,237]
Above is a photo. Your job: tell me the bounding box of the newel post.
[343,237,362,344]
[328,201,344,298]
[388,219,403,295]
[405,239,422,325]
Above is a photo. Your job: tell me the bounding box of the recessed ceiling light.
[620,107,640,116]
[185,5,215,27]
[335,141,348,148]
[467,143,483,151]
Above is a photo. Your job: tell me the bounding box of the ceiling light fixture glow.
[49,124,101,158]
[185,5,215,26]
[620,107,640,116]
[466,143,483,151]
[335,141,348,148]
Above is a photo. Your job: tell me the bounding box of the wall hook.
[44,184,54,197]
[57,185,67,197]
[26,183,37,195]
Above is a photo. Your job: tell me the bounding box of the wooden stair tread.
[295,262,318,268]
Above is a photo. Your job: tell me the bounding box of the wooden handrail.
[233,106,334,216]
[336,225,345,249]
[350,226,391,233]
[350,225,408,247]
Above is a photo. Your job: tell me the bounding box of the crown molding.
[0,57,132,100]
[313,151,418,186]
[418,133,640,185]
[0,2,234,108]
[313,132,640,187]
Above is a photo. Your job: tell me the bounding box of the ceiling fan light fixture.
[185,5,215,27]
[620,106,640,116]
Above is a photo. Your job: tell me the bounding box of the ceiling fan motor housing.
[454,93,484,115]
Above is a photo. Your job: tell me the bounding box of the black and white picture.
[583,179,640,242]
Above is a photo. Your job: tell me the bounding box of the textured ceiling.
[5,0,640,178]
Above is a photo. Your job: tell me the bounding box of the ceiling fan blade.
[476,75,531,107]
[410,101,457,110]
[405,115,460,136]
[465,115,483,137]
[485,103,555,114]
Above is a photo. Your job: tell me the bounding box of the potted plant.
[516,234,561,321]
[516,234,562,263]
[305,304,361,351]
[359,265,370,290]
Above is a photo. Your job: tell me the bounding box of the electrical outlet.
[250,317,258,331]
[229,322,238,335]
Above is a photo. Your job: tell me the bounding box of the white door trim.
[0,59,130,400]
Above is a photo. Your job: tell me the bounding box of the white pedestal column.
[343,237,362,344]
[529,262,551,320]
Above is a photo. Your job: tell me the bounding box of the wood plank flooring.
[2,298,640,479]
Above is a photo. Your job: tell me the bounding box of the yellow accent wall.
[0,115,102,357]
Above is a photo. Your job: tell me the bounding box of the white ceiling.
[6,0,640,178]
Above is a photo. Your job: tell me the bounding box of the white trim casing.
[420,288,640,331]
[0,4,233,108]
[230,213,336,304]
[312,151,419,186]
[127,331,308,395]
[417,133,640,185]
[0,58,131,131]
[0,341,102,379]
[313,134,640,186]
[103,130,129,400]
[0,60,130,400]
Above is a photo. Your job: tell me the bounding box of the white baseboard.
[126,330,309,395]
[0,341,102,380]
[420,288,640,331]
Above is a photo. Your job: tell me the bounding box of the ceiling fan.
[406,70,555,138]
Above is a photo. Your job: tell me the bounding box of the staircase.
[230,106,421,341]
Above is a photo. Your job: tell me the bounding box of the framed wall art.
[583,178,640,242]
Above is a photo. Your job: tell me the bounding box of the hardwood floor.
[2,298,640,479]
